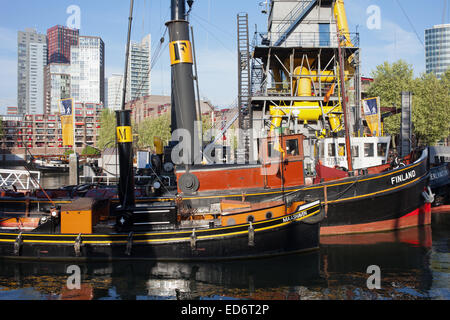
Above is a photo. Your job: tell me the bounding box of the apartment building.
[71,36,105,105]
[17,29,47,115]
[126,35,151,102]
[0,103,104,155]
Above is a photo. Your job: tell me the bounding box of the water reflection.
[0,221,447,300]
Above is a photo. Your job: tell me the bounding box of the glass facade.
[70,36,105,105]
[17,29,47,115]
[425,24,450,78]
[106,74,124,111]
[126,34,152,102]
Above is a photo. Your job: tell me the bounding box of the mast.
[336,23,354,173]
[116,0,136,209]
[166,0,198,165]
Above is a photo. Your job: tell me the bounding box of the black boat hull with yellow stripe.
[0,200,322,261]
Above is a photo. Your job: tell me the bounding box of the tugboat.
[0,0,323,261]
[138,0,433,236]
[0,0,433,255]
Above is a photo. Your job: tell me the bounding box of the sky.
[0,0,448,114]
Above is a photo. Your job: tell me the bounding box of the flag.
[362,97,381,136]
[60,98,74,146]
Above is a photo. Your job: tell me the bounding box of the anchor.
[422,186,435,204]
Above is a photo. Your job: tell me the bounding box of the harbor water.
[0,173,448,300]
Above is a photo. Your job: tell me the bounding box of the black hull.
[430,163,450,206]
[0,202,322,261]
[0,150,430,236]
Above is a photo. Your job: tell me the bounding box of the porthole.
[266,211,273,219]
[247,215,255,223]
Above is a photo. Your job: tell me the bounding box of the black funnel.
[116,110,135,209]
[166,0,198,165]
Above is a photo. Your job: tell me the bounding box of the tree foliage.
[97,109,117,150]
[367,60,414,136]
[412,70,450,145]
[367,61,450,145]
[136,113,171,149]
[81,145,101,156]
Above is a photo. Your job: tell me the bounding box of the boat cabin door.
[261,134,305,189]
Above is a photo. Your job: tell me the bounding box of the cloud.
[360,20,425,77]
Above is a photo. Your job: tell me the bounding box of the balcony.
[255,31,360,48]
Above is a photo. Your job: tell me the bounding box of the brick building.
[125,95,215,125]
[0,103,104,156]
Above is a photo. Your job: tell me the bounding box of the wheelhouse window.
[364,143,374,157]
[351,146,359,158]
[377,143,387,157]
[328,143,336,157]
[285,139,299,156]
[338,143,346,156]
[267,141,281,158]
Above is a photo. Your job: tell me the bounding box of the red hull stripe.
[431,205,450,214]
[320,224,432,247]
[320,203,432,236]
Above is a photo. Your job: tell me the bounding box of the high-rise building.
[47,25,79,64]
[70,36,105,104]
[106,74,124,111]
[17,28,47,115]
[126,34,151,102]
[425,24,450,78]
[44,63,71,114]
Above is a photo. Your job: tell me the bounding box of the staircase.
[274,0,317,46]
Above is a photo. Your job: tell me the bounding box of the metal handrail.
[0,169,41,190]
[256,31,360,48]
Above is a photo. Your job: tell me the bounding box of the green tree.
[367,61,450,146]
[97,109,117,150]
[412,70,450,145]
[64,149,74,156]
[81,145,101,156]
[366,60,414,136]
[136,113,171,149]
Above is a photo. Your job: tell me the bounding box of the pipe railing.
[256,31,360,48]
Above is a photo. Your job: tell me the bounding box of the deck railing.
[256,31,360,48]
[0,169,41,190]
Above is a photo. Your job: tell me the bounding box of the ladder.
[237,13,252,162]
